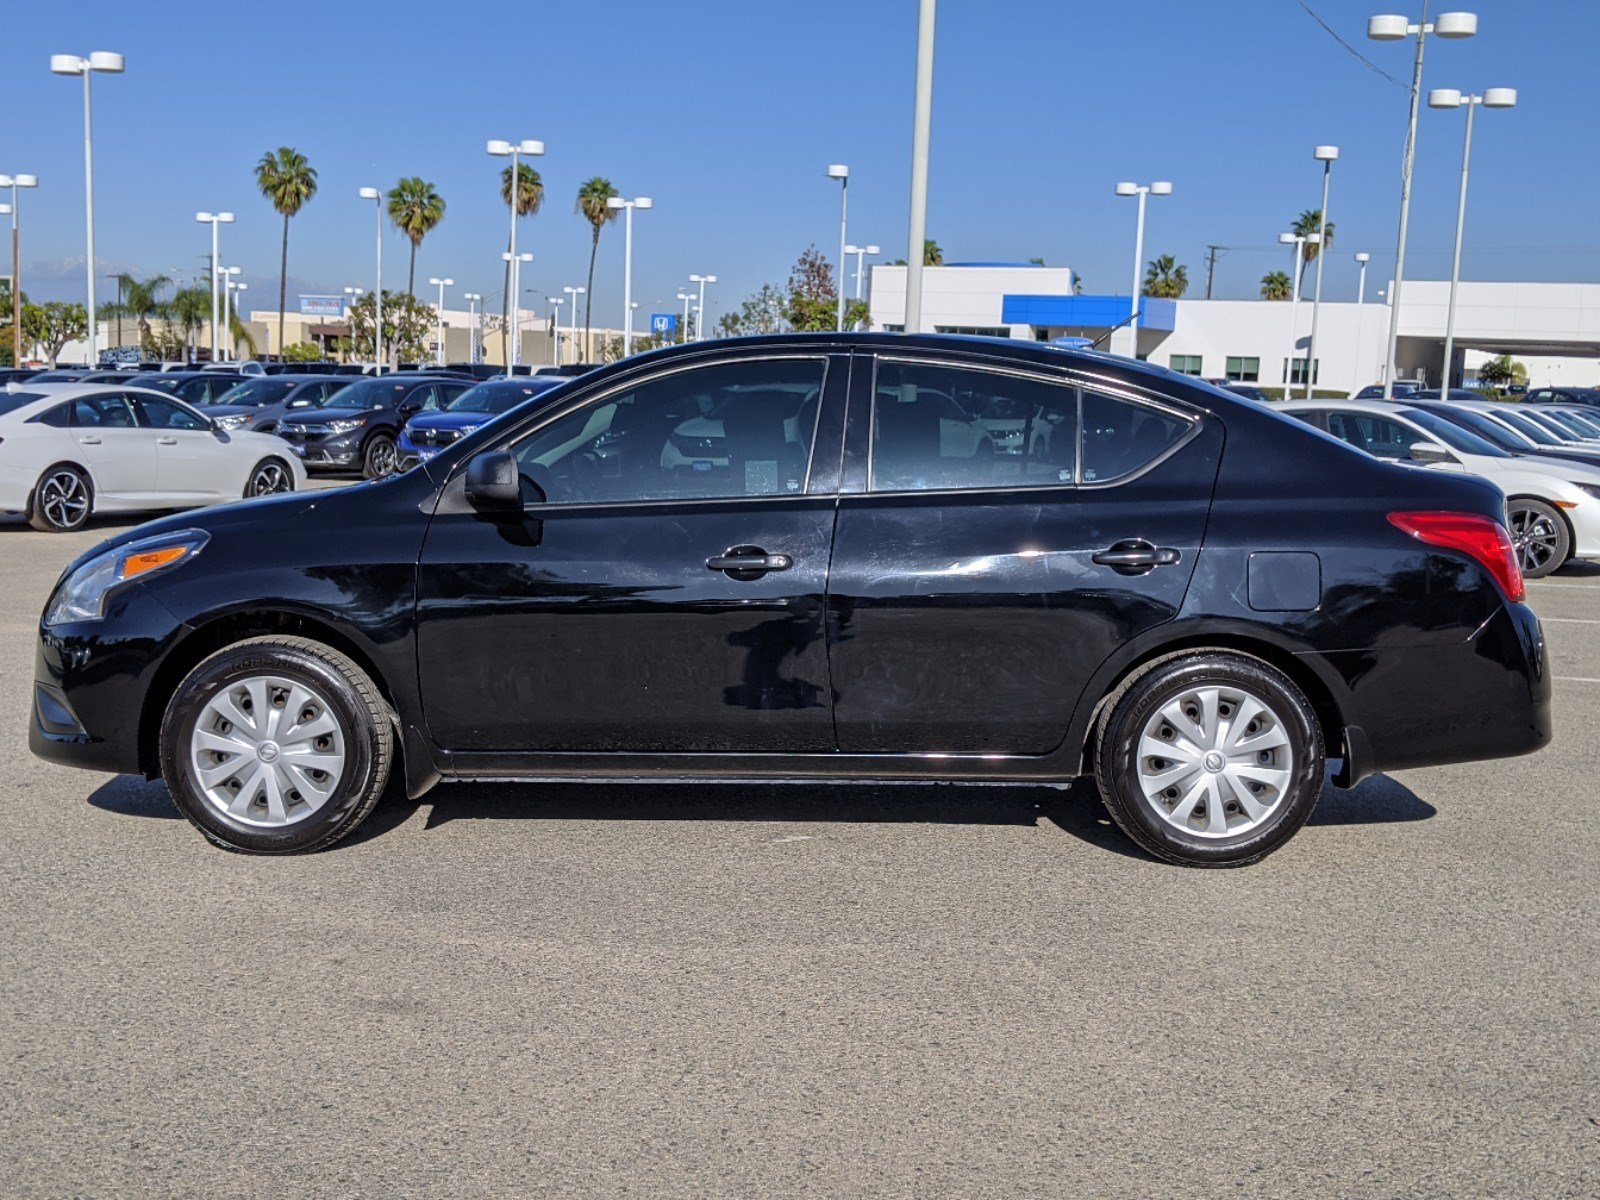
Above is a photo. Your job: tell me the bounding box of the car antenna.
[1089,310,1141,351]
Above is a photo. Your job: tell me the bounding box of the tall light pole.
[827,164,849,331]
[501,251,532,373]
[357,187,384,370]
[427,276,454,364]
[845,243,880,301]
[1352,252,1371,386]
[194,212,235,364]
[50,51,122,364]
[548,297,563,364]
[1430,85,1516,389]
[1368,8,1478,398]
[487,139,545,369]
[222,268,242,359]
[561,285,583,361]
[1278,231,1318,395]
[463,292,482,363]
[1114,181,1172,360]
[1304,146,1339,398]
[0,174,38,365]
[342,287,364,364]
[689,274,716,342]
[904,0,937,335]
[606,196,652,355]
[676,291,694,343]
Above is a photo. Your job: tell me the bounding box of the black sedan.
[29,334,1549,866]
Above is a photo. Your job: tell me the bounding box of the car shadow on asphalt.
[85,771,1435,863]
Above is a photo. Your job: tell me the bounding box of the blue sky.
[5,0,1596,329]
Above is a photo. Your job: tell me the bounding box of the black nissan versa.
[29,334,1550,866]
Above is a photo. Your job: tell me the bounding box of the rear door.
[826,353,1222,754]
[68,391,158,499]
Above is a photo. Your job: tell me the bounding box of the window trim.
[863,354,1203,498]
[494,352,833,511]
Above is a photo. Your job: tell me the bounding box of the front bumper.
[279,428,363,469]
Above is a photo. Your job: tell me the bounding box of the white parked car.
[0,383,306,532]
[1281,398,1600,578]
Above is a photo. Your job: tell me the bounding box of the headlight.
[325,418,365,434]
[1575,483,1600,501]
[45,530,210,626]
[214,413,250,430]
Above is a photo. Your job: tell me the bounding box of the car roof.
[1280,397,1425,418]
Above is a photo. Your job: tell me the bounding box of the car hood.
[407,410,496,431]
[200,404,267,418]
[285,407,377,423]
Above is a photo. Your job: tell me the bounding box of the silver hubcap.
[39,471,88,528]
[1136,684,1295,839]
[368,440,396,475]
[250,462,291,496]
[188,674,347,828]
[1509,506,1560,573]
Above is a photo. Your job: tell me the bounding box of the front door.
[827,354,1222,754]
[134,394,238,500]
[68,391,158,499]
[416,352,847,753]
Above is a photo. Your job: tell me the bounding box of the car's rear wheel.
[28,464,92,532]
[244,457,295,498]
[362,434,398,479]
[159,637,393,854]
[1507,498,1569,579]
[1094,652,1324,867]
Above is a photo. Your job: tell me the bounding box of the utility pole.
[1203,245,1227,299]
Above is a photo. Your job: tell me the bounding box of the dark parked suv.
[30,334,1550,865]
[276,375,468,476]
[199,375,352,434]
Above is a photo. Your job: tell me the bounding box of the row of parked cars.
[0,362,585,531]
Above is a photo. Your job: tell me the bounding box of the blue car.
[398,376,568,466]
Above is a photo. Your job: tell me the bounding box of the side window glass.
[411,386,440,412]
[70,392,140,429]
[31,403,71,428]
[511,358,825,504]
[1080,389,1192,484]
[870,360,1077,492]
[136,395,208,430]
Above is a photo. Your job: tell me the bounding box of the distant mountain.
[16,256,335,311]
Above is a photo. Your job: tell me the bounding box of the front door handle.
[156,436,178,445]
[77,435,102,446]
[707,546,793,578]
[1092,539,1182,575]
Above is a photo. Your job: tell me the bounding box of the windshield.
[447,380,558,415]
[1403,409,1509,458]
[1497,409,1563,446]
[1554,409,1600,436]
[1429,406,1527,450]
[306,378,402,409]
[1530,410,1597,441]
[213,379,294,408]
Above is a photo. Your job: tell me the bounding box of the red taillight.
[1388,511,1525,603]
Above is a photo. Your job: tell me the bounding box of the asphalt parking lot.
[1,509,1595,1199]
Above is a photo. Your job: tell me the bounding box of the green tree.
[1143,254,1188,299]
[717,283,790,338]
[346,289,433,364]
[255,147,319,358]
[1291,209,1335,293]
[102,273,172,353]
[924,238,943,266]
[168,285,211,360]
[22,301,88,366]
[1260,271,1292,300]
[387,177,446,299]
[280,341,324,362]
[499,162,545,363]
[575,177,620,353]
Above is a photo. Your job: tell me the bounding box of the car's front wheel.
[28,464,93,532]
[1093,652,1324,867]
[1507,498,1569,579]
[244,457,295,498]
[362,433,398,479]
[159,637,394,854]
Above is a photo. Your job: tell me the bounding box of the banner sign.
[650,313,677,337]
[299,295,344,317]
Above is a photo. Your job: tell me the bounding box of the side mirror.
[463,450,521,511]
[1408,441,1454,464]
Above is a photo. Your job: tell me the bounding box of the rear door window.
[70,392,141,428]
[1323,411,1416,460]
[134,395,210,430]
[1079,390,1192,484]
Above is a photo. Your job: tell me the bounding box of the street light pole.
[462,292,481,364]
[561,286,583,362]
[0,174,38,365]
[427,276,454,364]
[51,52,123,363]
[689,274,716,342]
[1430,86,1516,389]
[846,243,880,300]
[357,187,383,370]
[827,165,849,331]
[1114,181,1172,360]
[221,268,242,359]
[568,291,582,360]
[904,0,936,335]
[548,297,563,364]
[1368,8,1478,399]
[1278,232,1317,395]
[486,139,547,369]
[500,252,532,374]
[677,291,693,343]
[195,212,235,364]
[606,196,652,355]
[1304,145,1339,398]
[1352,252,1371,386]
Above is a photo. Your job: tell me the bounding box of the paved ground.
[1,509,1595,1199]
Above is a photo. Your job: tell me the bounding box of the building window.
[934,325,1011,338]
[1169,354,1202,376]
[1282,358,1320,386]
[882,324,905,333]
[1225,356,1260,382]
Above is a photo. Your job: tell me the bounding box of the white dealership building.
[867,264,1600,393]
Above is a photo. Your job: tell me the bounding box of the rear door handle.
[1092,539,1181,575]
[156,436,178,445]
[77,435,102,445]
[707,548,793,577]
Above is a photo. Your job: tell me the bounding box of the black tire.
[158,636,394,854]
[243,457,296,498]
[28,463,93,532]
[1093,652,1324,867]
[1507,497,1570,579]
[362,433,398,479]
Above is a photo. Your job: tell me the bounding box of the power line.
[1298,1,1409,90]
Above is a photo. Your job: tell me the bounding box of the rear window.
[448,380,563,415]
[1,392,48,417]
[1403,409,1509,458]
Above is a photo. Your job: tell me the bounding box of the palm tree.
[255,148,318,359]
[575,177,620,357]
[1260,271,1292,301]
[387,178,446,299]
[1292,209,1335,293]
[1142,254,1188,299]
[103,273,172,351]
[169,286,211,360]
[499,162,544,363]
[924,239,944,266]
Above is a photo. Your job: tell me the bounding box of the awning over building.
[1000,294,1177,332]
